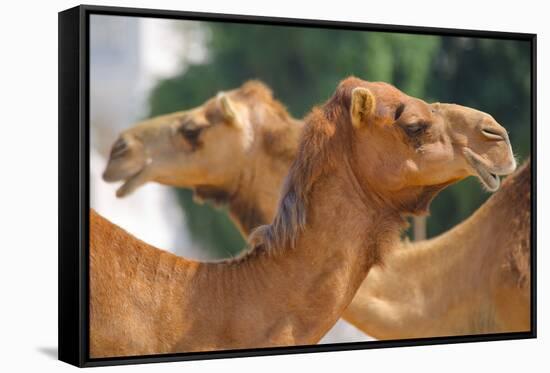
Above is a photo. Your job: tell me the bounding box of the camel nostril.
[481,128,506,142]
[110,137,129,159]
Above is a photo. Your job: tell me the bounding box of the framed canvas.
[58,4,537,367]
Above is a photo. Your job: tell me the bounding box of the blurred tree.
[148,22,530,256]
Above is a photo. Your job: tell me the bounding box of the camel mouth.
[463,148,504,192]
[102,158,143,184]
[103,158,152,198]
[103,148,152,197]
[114,165,150,198]
[476,167,500,192]
[102,165,128,183]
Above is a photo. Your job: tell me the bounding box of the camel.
[92,77,516,357]
[103,81,303,234]
[104,80,528,339]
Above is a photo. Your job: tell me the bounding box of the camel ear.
[219,93,244,129]
[350,87,376,128]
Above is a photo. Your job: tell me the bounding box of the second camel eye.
[179,126,203,143]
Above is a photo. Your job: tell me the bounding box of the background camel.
[91,77,516,357]
[105,80,528,338]
[103,81,303,234]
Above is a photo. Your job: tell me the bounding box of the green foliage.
[148,22,531,256]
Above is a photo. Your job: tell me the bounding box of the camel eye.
[178,126,203,145]
[403,123,426,137]
[394,103,405,120]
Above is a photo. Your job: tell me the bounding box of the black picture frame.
[58,4,537,368]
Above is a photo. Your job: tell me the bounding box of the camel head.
[340,77,517,214]
[102,81,293,198]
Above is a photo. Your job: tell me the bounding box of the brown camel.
[92,77,516,357]
[103,81,303,234]
[104,80,528,339]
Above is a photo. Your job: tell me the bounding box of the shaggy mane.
[249,78,361,252]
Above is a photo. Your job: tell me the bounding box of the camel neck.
[181,166,404,349]
[225,160,285,235]
[227,119,304,235]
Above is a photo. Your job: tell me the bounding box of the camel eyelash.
[402,122,428,137]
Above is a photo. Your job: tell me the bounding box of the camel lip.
[102,163,141,183]
[102,167,124,183]
[477,168,500,192]
[463,148,502,192]
[103,155,145,183]
[115,167,147,198]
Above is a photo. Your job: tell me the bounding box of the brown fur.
[103,78,523,340]
[251,106,342,251]
[92,77,512,357]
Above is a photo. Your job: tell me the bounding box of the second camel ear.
[219,93,245,130]
[350,87,376,128]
